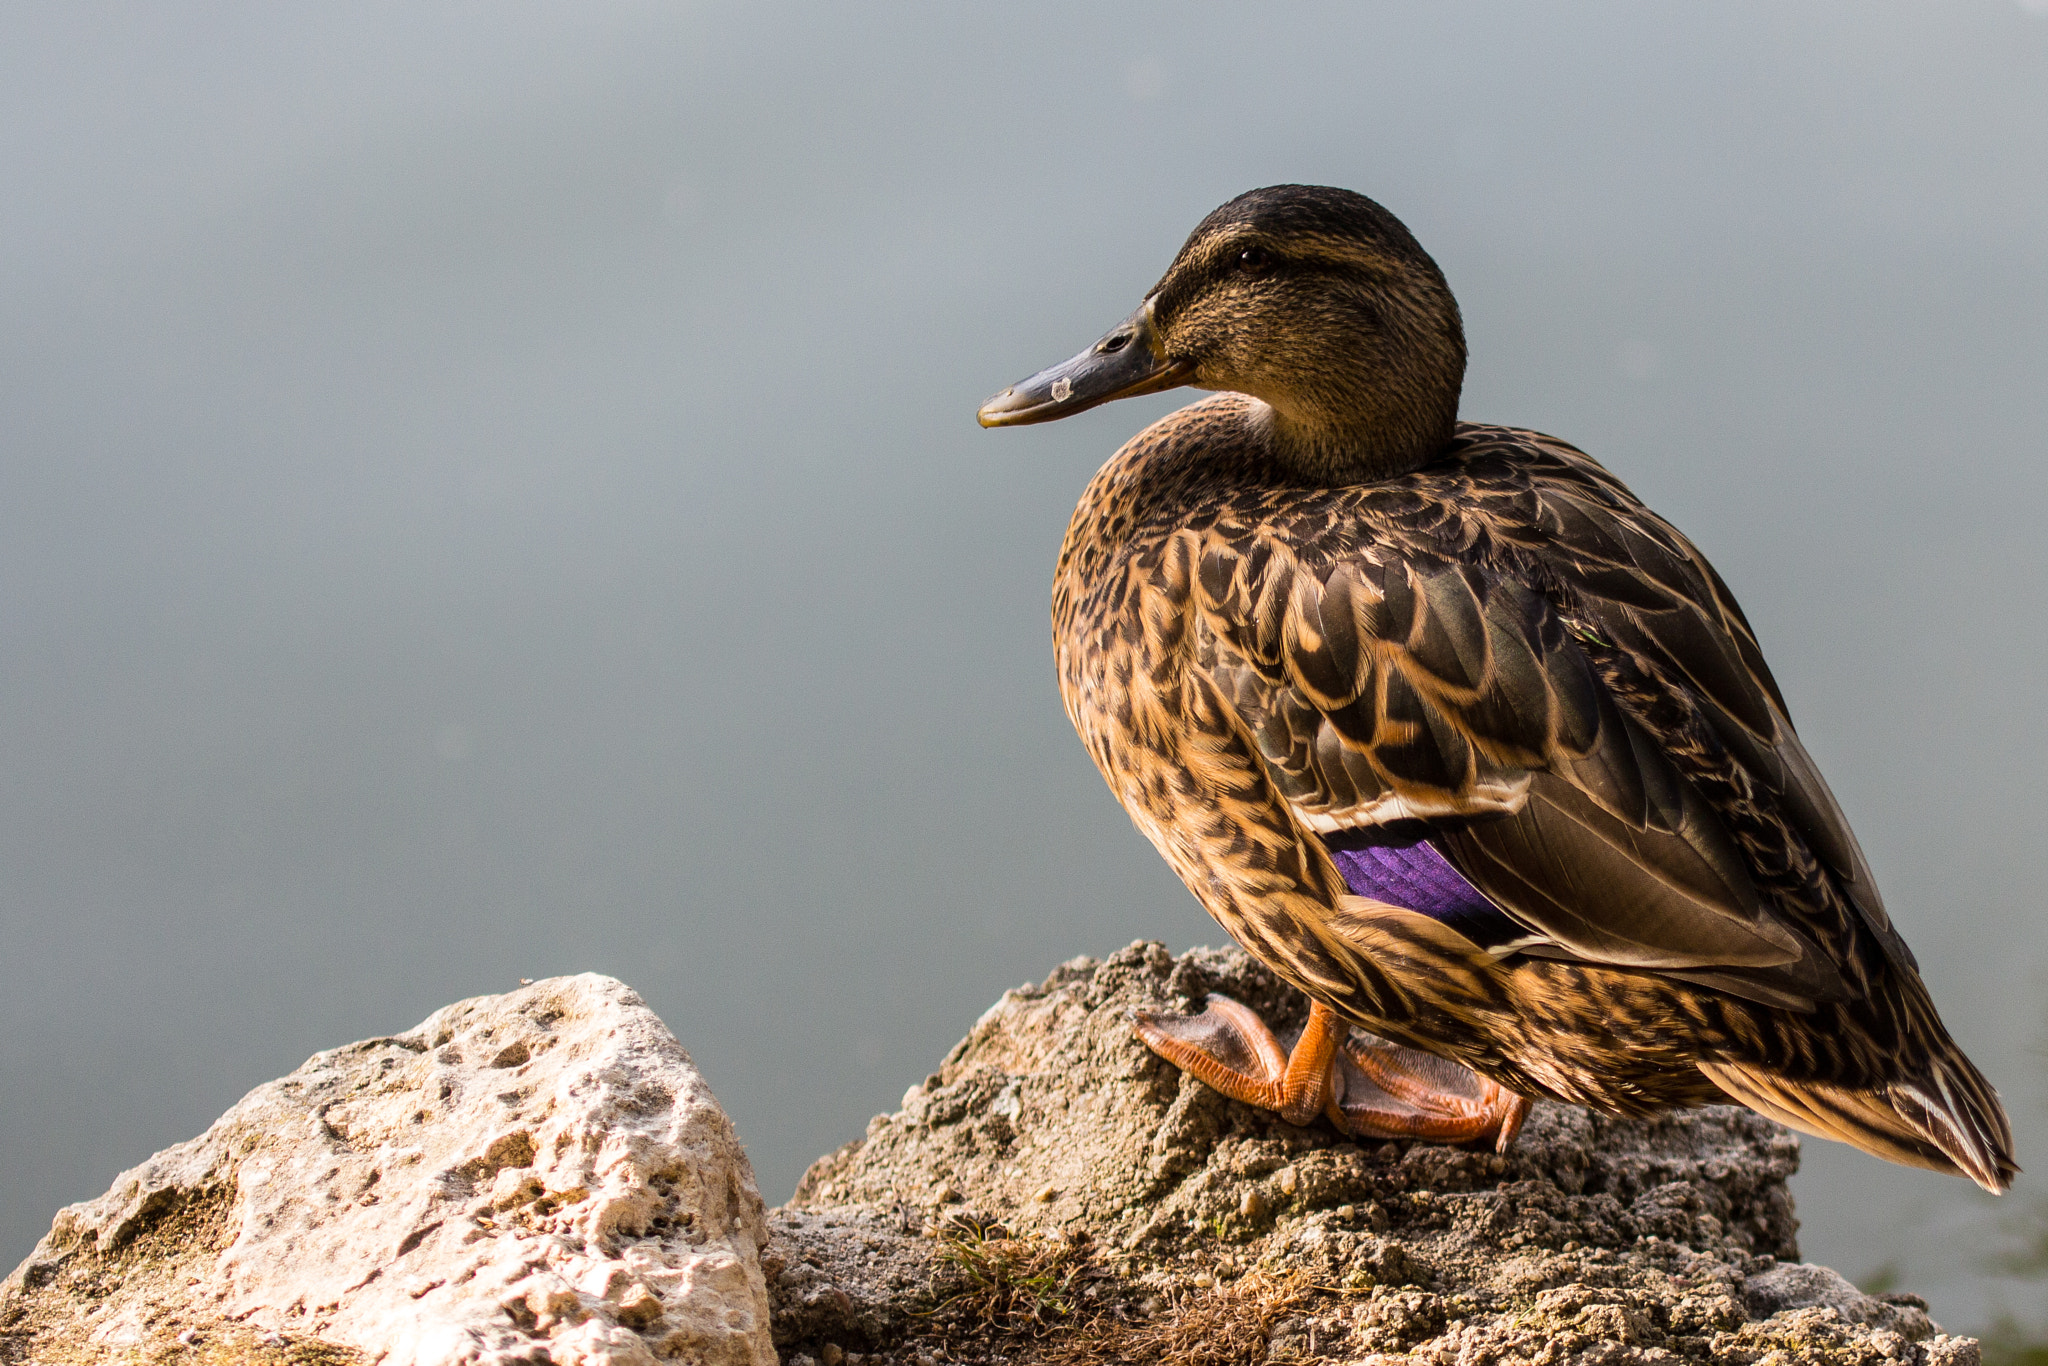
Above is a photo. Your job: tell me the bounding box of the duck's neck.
[1245,397,1451,485]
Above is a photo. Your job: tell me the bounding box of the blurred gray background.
[3,0,2044,1335]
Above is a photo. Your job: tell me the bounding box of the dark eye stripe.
[1152,238,1305,323]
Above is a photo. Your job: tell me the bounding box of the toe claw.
[1492,1092,1533,1153]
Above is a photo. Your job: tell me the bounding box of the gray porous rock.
[765,942,1980,1366]
[1,974,775,1366]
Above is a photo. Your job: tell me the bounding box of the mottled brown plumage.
[979,185,2015,1191]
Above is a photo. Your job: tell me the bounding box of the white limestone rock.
[1,974,775,1366]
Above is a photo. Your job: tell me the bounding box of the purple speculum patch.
[1322,828,1525,952]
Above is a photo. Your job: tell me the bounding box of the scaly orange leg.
[1135,993,1529,1152]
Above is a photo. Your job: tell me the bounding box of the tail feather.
[1698,1057,2017,1194]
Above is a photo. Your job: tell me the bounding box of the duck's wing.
[1190,437,1897,1010]
[1490,437,1907,972]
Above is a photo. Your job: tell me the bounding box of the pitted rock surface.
[1,975,775,1366]
[765,942,1980,1366]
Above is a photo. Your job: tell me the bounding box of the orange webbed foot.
[1133,994,1341,1127]
[1134,993,1528,1152]
[1328,1031,1530,1153]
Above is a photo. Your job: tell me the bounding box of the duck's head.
[978,184,1466,483]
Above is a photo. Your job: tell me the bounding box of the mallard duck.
[977,185,2016,1192]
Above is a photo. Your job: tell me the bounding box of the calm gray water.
[3,0,2044,1334]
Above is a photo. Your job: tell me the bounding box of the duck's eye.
[1237,246,1274,275]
